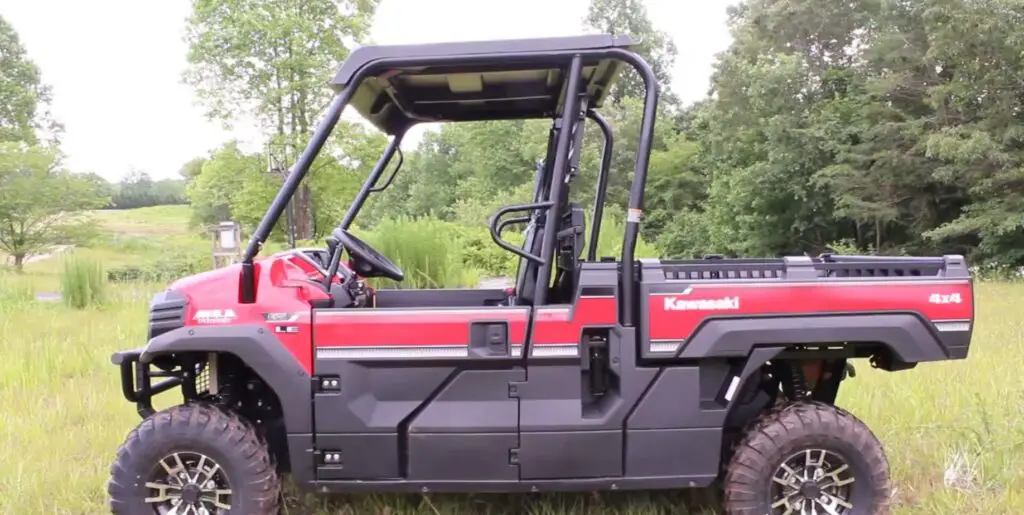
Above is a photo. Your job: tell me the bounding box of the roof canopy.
[330,34,636,134]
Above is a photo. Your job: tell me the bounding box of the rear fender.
[676,313,953,369]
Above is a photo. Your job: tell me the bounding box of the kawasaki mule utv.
[107,34,975,515]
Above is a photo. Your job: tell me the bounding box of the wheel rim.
[770,448,855,515]
[145,451,232,515]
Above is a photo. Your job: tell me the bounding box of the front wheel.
[107,402,281,514]
[722,401,892,515]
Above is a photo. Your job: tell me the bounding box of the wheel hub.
[771,448,856,514]
[180,484,201,505]
[799,481,822,500]
[144,451,233,514]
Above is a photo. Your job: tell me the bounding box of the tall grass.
[360,216,480,289]
[0,271,34,305]
[59,253,106,309]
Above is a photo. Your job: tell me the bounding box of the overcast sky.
[1,0,734,181]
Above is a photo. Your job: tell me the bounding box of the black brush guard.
[111,348,206,418]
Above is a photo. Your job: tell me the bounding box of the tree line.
[179,0,1024,271]
[5,0,1022,273]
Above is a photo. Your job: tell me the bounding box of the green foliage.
[456,224,522,278]
[174,0,1024,270]
[107,170,187,209]
[183,0,381,240]
[0,143,110,270]
[0,15,60,145]
[593,205,659,260]
[60,253,106,309]
[583,0,679,105]
[184,141,273,229]
[358,217,479,289]
[106,252,208,285]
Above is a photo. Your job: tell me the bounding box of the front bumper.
[111,347,185,418]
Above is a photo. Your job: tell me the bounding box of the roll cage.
[240,34,659,328]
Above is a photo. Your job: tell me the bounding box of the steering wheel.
[331,228,404,282]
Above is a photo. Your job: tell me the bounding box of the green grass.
[87,205,194,237]
[0,206,1021,514]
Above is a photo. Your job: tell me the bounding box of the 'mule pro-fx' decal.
[646,280,974,354]
[313,296,619,360]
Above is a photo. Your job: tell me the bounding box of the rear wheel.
[107,402,281,514]
[722,401,891,515]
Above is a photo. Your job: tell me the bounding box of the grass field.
[0,206,1020,514]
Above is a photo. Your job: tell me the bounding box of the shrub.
[107,249,209,284]
[358,216,479,289]
[60,254,106,309]
[456,225,522,278]
[592,211,660,261]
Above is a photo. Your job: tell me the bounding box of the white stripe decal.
[318,343,581,360]
[531,344,579,357]
[316,308,530,317]
[514,344,580,357]
[649,340,684,353]
[933,320,971,332]
[652,279,971,289]
[317,346,468,359]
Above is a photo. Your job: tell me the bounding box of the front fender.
[140,324,312,433]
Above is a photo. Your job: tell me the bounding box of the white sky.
[0,0,734,182]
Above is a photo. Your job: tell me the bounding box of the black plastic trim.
[676,313,950,363]
[304,474,717,494]
[332,34,636,87]
[148,290,187,340]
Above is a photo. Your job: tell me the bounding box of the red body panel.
[646,280,973,342]
[531,297,617,345]
[315,308,531,348]
[312,296,620,349]
[170,251,332,374]
[166,247,972,372]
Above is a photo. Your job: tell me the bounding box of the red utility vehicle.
[107,34,975,515]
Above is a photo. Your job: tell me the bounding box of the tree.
[0,143,109,270]
[184,142,266,228]
[583,0,679,105]
[0,15,61,145]
[178,156,208,182]
[918,0,1024,264]
[183,0,381,239]
[106,170,188,209]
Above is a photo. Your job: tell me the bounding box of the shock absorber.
[788,363,810,400]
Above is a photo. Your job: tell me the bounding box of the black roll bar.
[339,132,405,230]
[617,54,658,327]
[533,55,584,306]
[238,46,659,328]
[488,201,555,264]
[322,131,405,287]
[243,90,354,264]
[586,110,614,262]
[240,89,356,302]
[369,147,404,193]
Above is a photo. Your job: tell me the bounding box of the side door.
[311,300,528,483]
[515,266,657,480]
